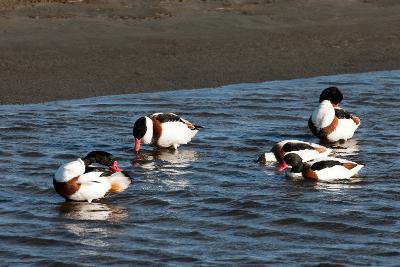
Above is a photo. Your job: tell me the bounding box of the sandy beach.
[1,0,399,104]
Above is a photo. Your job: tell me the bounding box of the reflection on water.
[57,202,128,221]
[132,150,199,190]
[151,149,199,165]
[57,202,128,254]
[133,150,199,192]
[324,139,360,157]
[64,223,111,248]
[134,149,198,171]
[1,70,400,265]
[311,177,364,191]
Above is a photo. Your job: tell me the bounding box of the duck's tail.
[108,171,132,193]
[351,164,364,177]
[193,125,203,130]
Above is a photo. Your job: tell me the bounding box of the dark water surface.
[1,71,400,266]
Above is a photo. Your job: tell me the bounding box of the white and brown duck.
[280,153,364,181]
[308,87,361,142]
[132,113,202,152]
[54,151,132,202]
[257,140,333,171]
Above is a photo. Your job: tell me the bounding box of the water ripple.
[0,70,399,265]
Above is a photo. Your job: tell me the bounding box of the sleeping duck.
[308,87,361,142]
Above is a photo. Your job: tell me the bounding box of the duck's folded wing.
[151,113,181,123]
[334,108,352,119]
[77,171,104,185]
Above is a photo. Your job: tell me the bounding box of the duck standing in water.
[132,113,202,152]
[54,151,132,202]
[257,140,332,171]
[279,153,364,181]
[308,87,361,142]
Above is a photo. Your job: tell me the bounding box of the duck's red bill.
[135,138,141,152]
[278,162,289,172]
[110,160,122,172]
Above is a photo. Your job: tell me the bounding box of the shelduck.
[54,151,132,202]
[308,87,361,142]
[280,153,364,181]
[257,140,333,171]
[132,113,202,152]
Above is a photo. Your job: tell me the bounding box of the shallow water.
[1,70,400,266]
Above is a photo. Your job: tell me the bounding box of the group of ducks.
[258,87,363,181]
[53,87,362,203]
[54,113,203,202]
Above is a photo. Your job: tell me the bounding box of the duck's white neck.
[142,117,154,144]
[263,152,277,162]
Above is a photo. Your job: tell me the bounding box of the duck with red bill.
[132,112,202,152]
[53,151,131,202]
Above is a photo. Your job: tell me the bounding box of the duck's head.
[132,116,153,152]
[279,153,304,173]
[319,87,343,107]
[82,151,122,173]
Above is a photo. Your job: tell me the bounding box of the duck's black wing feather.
[151,113,182,123]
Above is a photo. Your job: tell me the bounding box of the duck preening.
[280,153,364,181]
[308,87,361,142]
[257,140,332,171]
[53,151,132,203]
[132,113,202,152]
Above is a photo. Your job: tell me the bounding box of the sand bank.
[1,0,399,104]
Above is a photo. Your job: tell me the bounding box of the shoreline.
[3,69,396,107]
[1,0,400,104]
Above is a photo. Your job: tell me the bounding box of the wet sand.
[1,0,400,104]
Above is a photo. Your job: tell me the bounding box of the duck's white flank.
[327,116,359,142]
[307,157,364,182]
[157,121,199,149]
